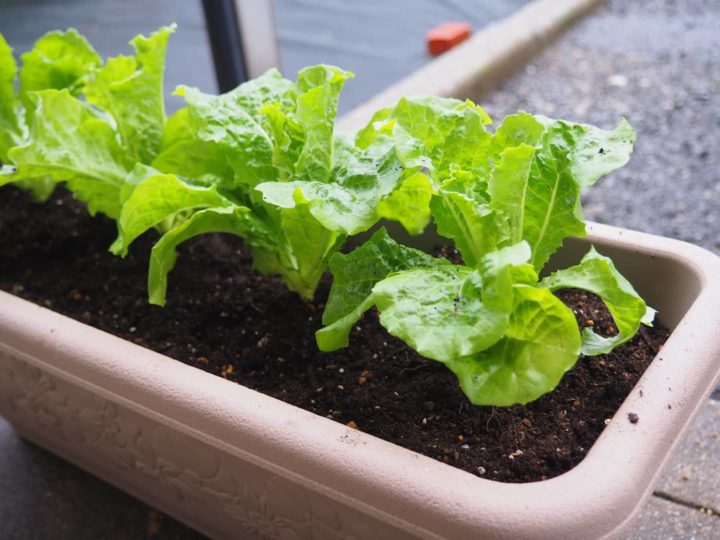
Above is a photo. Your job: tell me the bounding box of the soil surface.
[0,186,669,483]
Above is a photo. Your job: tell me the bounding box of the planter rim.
[1,221,719,539]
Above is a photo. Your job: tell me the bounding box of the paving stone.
[655,400,720,512]
[623,496,720,539]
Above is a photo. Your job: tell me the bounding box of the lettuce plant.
[113,67,431,303]
[0,25,175,217]
[317,97,654,406]
[1,27,431,304]
[0,29,103,200]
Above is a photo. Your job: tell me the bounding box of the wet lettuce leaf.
[116,65,357,302]
[0,35,25,163]
[18,29,100,99]
[319,97,650,406]
[449,284,582,406]
[3,89,128,217]
[111,170,236,255]
[319,233,584,405]
[0,29,105,200]
[85,25,175,164]
[541,247,654,355]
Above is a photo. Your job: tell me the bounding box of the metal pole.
[201,0,248,92]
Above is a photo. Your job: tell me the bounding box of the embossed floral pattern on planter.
[0,351,413,540]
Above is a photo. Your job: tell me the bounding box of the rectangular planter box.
[1,222,719,540]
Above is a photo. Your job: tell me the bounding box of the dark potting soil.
[0,186,670,483]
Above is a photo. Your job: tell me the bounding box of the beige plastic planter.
[1,222,719,540]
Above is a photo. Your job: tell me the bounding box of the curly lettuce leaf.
[377,172,433,235]
[370,265,510,363]
[322,228,449,326]
[174,65,352,193]
[111,171,236,256]
[430,190,497,267]
[2,29,111,201]
[0,36,53,200]
[176,83,277,190]
[227,67,296,114]
[489,140,585,271]
[291,65,354,182]
[541,246,655,355]
[489,112,546,153]
[425,112,637,272]
[132,65,355,301]
[257,139,433,291]
[318,239,531,363]
[252,203,346,300]
[426,164,496,265]
[85,25,175,164]
[487,115,635,270]
[3,89,128,217]
[19,29,101,104]
[357,96,492,181]
[492,113,636,188]
[320,100,642,406]
[477,241,536,311]
[151,108,234,186]
[257,143,411,235]
[538,116,636,188]
[316,236,450,352]
[448,285,581,406]
[257,65,353,183]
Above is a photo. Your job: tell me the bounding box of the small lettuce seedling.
[317,97,654,406]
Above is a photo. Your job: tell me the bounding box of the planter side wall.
[1,222,720,540]
[0,349,417,540]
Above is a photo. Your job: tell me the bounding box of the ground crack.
[653,491,720,519]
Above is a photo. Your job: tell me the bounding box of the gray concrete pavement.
[0,417,206,539]
[623,495,719,540]
[655,400,720,515]
[481,0,720,255]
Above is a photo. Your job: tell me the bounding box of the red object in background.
[426,22,472,56]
